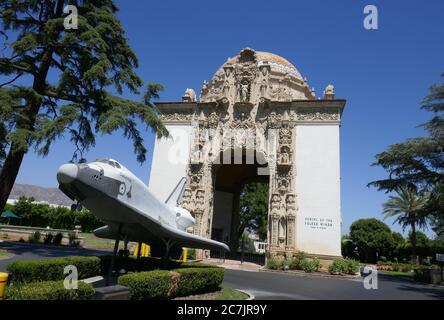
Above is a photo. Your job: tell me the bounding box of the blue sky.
[5,0,444,237]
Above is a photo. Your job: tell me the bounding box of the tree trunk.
[0,18,56,210]
[0,144,27,210]
[411,222,418,264]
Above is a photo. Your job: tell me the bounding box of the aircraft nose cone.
[57,163,78,184]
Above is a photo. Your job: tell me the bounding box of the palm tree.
[382,187,430,263]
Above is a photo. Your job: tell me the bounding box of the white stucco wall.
[294,124,342,257]
[148,124,192,202]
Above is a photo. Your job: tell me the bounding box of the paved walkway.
[203,258,262,272]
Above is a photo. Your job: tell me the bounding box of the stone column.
[270,213,279,247]
[286,214,295,250]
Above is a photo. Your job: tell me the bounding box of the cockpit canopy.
[95,158,122,169]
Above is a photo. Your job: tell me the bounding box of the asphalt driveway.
[1,241,443,300]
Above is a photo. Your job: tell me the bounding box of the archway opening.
[211,150,269,259]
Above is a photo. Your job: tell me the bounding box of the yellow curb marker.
[0,272,8,300]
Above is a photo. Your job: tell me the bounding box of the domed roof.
[200,48,314,103]
[221,51,304,81]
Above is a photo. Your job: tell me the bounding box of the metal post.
[106,224,122,286]
[162,239,173,268]
[439,262,444,284]
[241,236,244,264]
[136,241,142,272]
[106,238,120,286]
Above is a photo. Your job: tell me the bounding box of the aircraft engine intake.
[174,207,194,230]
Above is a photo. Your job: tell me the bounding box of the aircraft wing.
[93,194,229,252]
[161,223,230,252]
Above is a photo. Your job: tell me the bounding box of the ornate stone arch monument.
[149,48,346,261]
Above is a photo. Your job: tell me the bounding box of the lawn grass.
[80,232,122,250]
[216,287,249,300]
[0,248,14,260]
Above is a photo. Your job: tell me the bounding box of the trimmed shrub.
[400,264,413,273]
[328,259,345,275]
[117,267,224,299]
[28,231,41,243]
[266,258,283,270]
[289,251,306,270]
[7,256,101,284]
[5,280,94,300]
[328,259,359,275]
[413,266,434,283]
[300,258,322,273]
[173,267,224,297]
[53,232,63,245]
[68,232,80,247]
[43,232,54,244]
[344,259,360,274]
[118,270,173,300]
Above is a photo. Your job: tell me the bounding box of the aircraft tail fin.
[165,177,187,207]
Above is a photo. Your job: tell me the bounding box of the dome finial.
[323,84,335,100]
[182,88,196,102]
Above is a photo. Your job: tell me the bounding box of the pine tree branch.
[0,58,36,75]
[0,72,23,88]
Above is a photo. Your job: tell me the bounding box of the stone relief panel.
[297,107,340,121]
[200,48,315,105]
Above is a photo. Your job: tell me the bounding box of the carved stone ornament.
[297,108,340,121]
[159,112,193,122]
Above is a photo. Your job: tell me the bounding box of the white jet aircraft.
[56,158,229,258]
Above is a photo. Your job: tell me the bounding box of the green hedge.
[118,270,173,300]
[5,280,95,300]
[5,197,103,232]
[6,254,213,285]
[117,267,224,300]
[7,256,101,284]
[173,267,224,297]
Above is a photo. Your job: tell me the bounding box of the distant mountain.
[9,183,75,207]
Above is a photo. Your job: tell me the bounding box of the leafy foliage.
[299,257,322,273]
[173,267,224,297]
[413,265,435,283]
[266,258,283,270]
[7,256,101,284]
[328,259,360,275]
[239,182,268,241]
[117,267,224,300]
[118,270,173,300]
[370,73,444,238]
[5,280,95,300]
[382,187,430,259]
[349,218,395,263]
[6,197,103,232]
